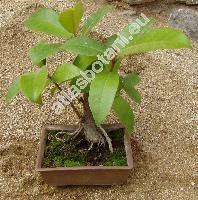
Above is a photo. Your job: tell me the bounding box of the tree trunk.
[82,93,105,145]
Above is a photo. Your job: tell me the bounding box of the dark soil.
[43,128,127,168]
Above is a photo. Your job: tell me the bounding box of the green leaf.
[105,34,117,48]
[73,55,96,70]
[122,73,141,87]
[20,67,48,104]
[25,8,73,39]
[70,54,95,93]
[82,4,113,35]
[120,28,192,56]
[52,63,82,84]
[113,96,134,133]
[121,73,141,104]
[70,76,90,94]
[37,59,46,68]
[6,76,21,104]
[89,71,119,124]
[113,57,121,72]
[29,42,61,66]
[124,87,141,104]
[119,18,153,42]
[59,2,84,34]
[61,36,105,56]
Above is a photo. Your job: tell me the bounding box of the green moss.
[64,160,84,167]
[103,158,127,166]
[53,156,63,167]
[103,147,127,166]
[43,157,51,168]
[43,128,127,168]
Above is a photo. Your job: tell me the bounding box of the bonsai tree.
[6,2,191,153]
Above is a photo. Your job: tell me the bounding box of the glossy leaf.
[24,8,73,39]
[61,36,105,56]
[20,67,48,104]
[59,2,84,34]
[89,71,119,124]
[6,76,21,104]
[82,5,113,35]
[29,42,61,66]
[52,63,82,84]
[120,28,192,56]
[113,96,134,133]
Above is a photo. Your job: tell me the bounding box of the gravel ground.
[0,0,197,199]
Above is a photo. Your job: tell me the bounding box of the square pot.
[36,124,133,186]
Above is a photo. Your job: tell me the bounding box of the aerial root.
[98,125,113,153]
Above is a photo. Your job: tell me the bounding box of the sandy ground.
[0,0,197,199]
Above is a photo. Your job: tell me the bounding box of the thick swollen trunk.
[82,94,105,145]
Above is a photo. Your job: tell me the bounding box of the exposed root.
[55,124,83,141]
[97,140,103,148]
[55,123,113,154]
[99,126,113,154]
[82,93,106,147]
[66,124,83,137]
[54,132,65,142]
[72,125,84,139]
[88,142,94,151]
[83,123,105,145]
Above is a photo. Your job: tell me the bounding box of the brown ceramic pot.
[36,124,133,186]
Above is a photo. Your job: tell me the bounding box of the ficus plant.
[6,2,191,153]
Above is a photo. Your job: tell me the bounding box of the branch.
[47,74,82,120]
